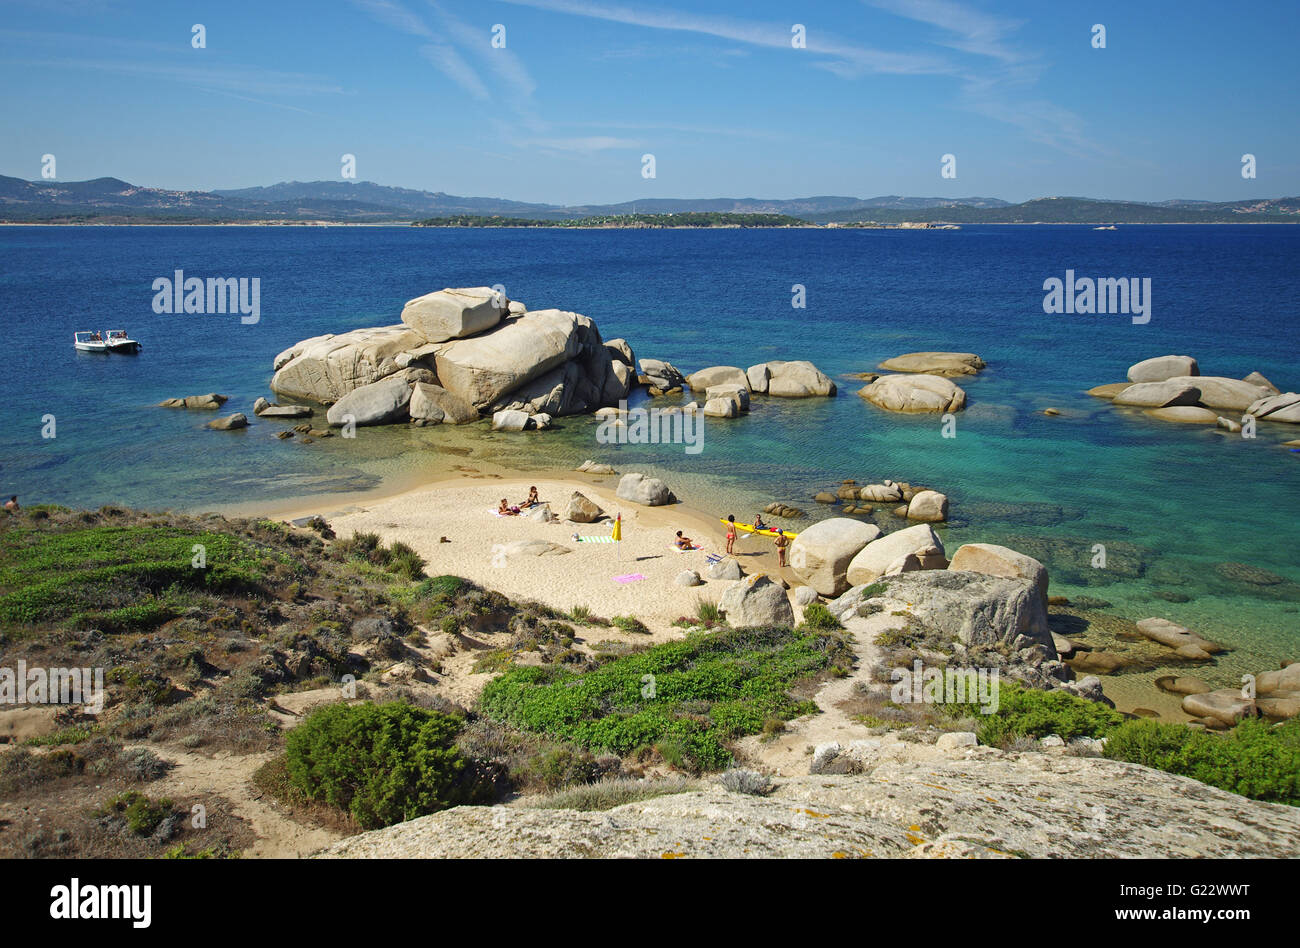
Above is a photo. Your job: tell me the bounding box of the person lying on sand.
[519,486,539,508]
[498,498,520,516]
[674,530,695,550]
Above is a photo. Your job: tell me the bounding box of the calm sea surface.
[1,224,1297,676]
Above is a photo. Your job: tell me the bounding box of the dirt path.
[141,746,344,858]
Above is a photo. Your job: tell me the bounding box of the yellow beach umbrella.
[611,513,622,542]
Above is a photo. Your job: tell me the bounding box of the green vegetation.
[284,702,489,829]
[1104,718,1300,806]
[98,791,174,836]
[611,615,650,635]
[413,212,808,228]
[964,681,1125,746]
[798,602,843,632]
[479,625,849,772]
[333,531,426,580]
[0,518,294,632]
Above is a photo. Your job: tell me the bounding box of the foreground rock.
[878,352,986,377]
[326,376,413,427]
[858,374,966,413]
[616,473,674,506]
[316,754,1300,858]
[789,518,882,596]
[159,393,228,410]
[718,574,796,627]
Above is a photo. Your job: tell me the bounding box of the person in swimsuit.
[774,530,788,567]
[753,513,767,531]
[725,514,736,554]
[498,498,519,516]
[674,530,694,550]
[3,495,17,513]
[520,486,539,508]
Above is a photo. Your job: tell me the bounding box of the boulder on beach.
[159,393,228,410]
[858,374,966,413]
[565,491,604,523]
[675,569,702,587]
[400,287,507,343]
[207,412,248,431]
[410,382,478,425]
[707,557,742,581]
[1126,355,1199,383]
[326,376,413,427]
[1111,380,1202,408]
[702,397,739,418]
[616,472,674,506]
[845,523,946,586]
[272,325,424,404]
[1182,690,1255,728]
[789,518,882,596]
[878,352,986,377]
[906,490,949,522]
[491,409,533,431]
[1143,406,1220,424]
[719,574,796,627]
[793,585,818,606]
[687,366,750,392]
[948,543,1049,608]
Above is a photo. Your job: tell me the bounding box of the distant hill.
[0,176,1295,224]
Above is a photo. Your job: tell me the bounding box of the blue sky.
[2,0,1297,203]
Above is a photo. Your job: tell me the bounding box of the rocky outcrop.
[616,473,674,506]
[858,374,966,413]
[315,752,1300,858]
[436,309,591,409]
[878,352,986,377]
[638,359,686,391]
[906,490,948,522]
[400,287,507,343]
[1086,382,1131,399]
[845,524,946,586]
[718,574,796,627]
[1127,355,1199,383]
[1135,618,1225,657]
[1248,392,1300,423]
[1182,376,1271,412]
[789,518,882,596]
[159,393,228,410]
[565,491,604,523]
[410,382,478,425]
[1144,406,1220,424]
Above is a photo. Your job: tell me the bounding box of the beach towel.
[613,573,646,583]
[491,507,522,518]
[670,543,703,552]
[577,536,617,543]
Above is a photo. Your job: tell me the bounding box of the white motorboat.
[105,330,142,353]
[74,331,109,353]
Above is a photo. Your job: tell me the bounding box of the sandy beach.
[266,473,803,635]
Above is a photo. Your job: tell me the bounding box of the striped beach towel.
[577,536,617,543]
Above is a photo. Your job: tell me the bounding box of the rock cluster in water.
[1090,354,1300,428]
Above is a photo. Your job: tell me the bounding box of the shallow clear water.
[1,224,1296,675]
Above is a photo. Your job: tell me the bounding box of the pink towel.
[613,573,646,583]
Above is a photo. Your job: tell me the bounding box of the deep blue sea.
[1,224,1297,677]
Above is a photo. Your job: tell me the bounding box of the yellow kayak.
[720,518,797,540]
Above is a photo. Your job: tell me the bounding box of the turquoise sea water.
[0,224,1296,680]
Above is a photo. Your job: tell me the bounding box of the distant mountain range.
[1,176,1297,224]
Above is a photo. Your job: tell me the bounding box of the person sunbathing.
[674,530,694,550]
[520,486,539,508]
[498,498,520,516]
[753,513,767,531]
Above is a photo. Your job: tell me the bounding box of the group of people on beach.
[497,486,540,517]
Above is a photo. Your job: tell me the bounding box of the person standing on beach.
[774,530,787,568]
[725,515,737,555]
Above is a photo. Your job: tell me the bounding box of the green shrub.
[611,615,650,635]
[798,602,842,631]
[969,682,1124,746]
[386,542,426,580]
[1104,718,1300,806]
[284,702,486,829]
[694,599,722,625]
[99,791,173,835]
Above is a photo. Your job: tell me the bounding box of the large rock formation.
[687,366,750,392]
[1248,392,1300,423]
[878,352,986,377]
[788,518,882,596]
[326,376,414,427]
[1185,377,1273,412]
[272,290,633,426]
[616,473,674,506]
[858,375,966,413]
[948,543,1049,608]
[1111,379,1203,408]
[845,524,946,586]
[638,358,686,390]
[758,361,837,397]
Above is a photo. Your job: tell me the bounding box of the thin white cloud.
[17,57,346,97]
[419,42,491,99]
[523,135,639,152]
[866,0,1026,65]
[349,0,436,38]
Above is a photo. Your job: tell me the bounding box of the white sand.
[294,476,798,635]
